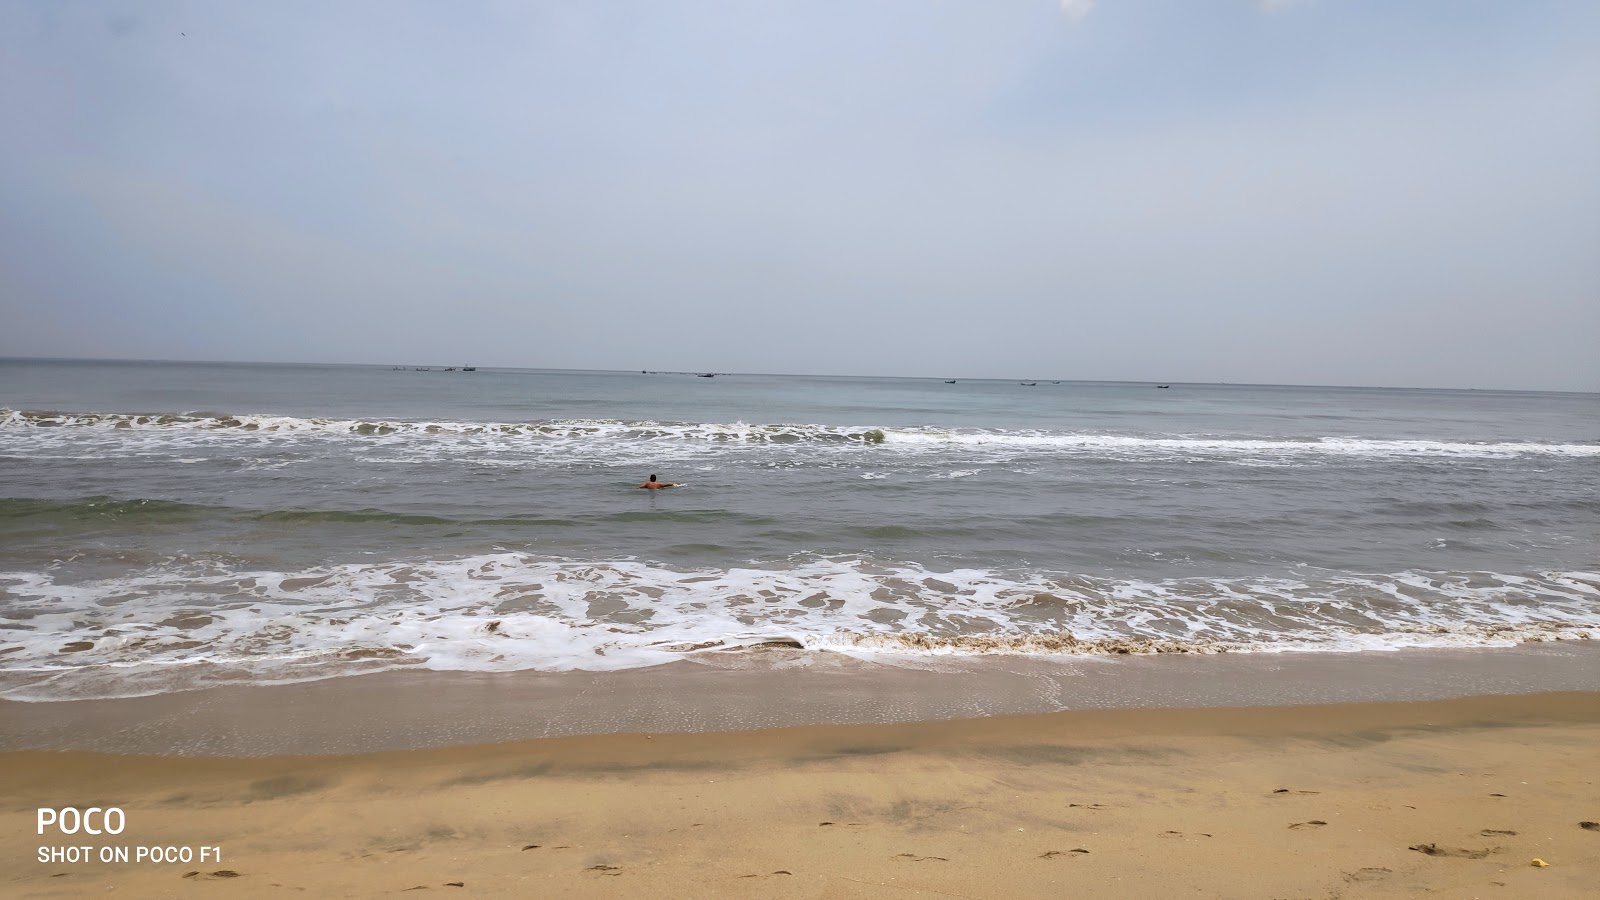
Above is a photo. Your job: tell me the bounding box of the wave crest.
[2,555,1597,700]
[5,409,1596,459]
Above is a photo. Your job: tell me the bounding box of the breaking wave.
[4,409,1597,460]
[1,554,1596,701]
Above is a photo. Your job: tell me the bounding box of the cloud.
[1059,0,1094,22]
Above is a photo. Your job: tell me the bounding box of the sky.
[1,1,1597,390]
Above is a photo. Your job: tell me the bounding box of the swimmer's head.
[650,474,657,482]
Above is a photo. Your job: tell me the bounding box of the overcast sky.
[2,1,1597,390]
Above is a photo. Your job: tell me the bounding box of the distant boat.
[1021,382,1037,386]
[1157,384,1170,389]
[444,367,456,371]
[698,373,715,378]
[943,380,957,384]
[415,367,431,371]
[462,366,476,372]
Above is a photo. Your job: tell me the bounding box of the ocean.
[2,358,1597,702]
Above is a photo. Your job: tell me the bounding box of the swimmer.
[638,473,677,490]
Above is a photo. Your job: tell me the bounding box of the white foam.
[4,409,1596,462]
[1,557,1596,701]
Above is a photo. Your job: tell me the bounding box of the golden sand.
[3,692,1598,898]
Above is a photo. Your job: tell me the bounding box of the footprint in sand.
[1409,843,1496,859]
[586,865,622,876]
[1160,830,1212,838]
[1480,829,1517,836]
[1581,821,1599,831]
[738,871,794,878]
[1343,867,1392,883]
[1037,849,1090,859]
[1272,788,1321,795]
[893,853,948,862]
[1289,820,1328,829]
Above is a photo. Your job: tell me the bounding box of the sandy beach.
[4,690,1598,898]
[5,0,1597,895]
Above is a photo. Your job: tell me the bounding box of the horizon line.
[0,354,1595,396]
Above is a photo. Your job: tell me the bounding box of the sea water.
[2,358,1597,700]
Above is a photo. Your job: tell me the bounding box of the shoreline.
[3,691,1597,897]
[4,641,1599,756]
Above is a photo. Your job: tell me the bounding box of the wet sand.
[3,691,1599,898]
[6,641,1600,756]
